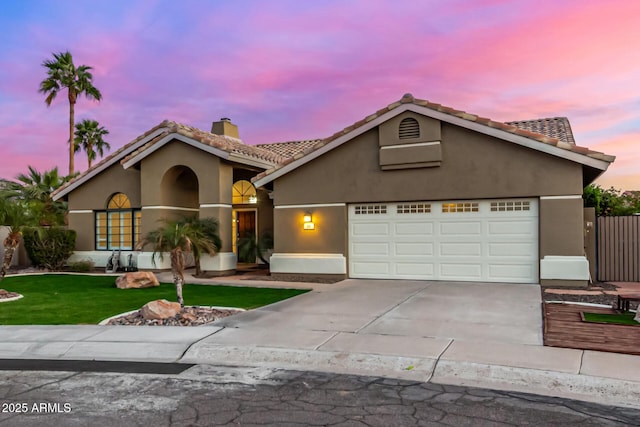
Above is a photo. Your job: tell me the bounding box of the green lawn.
[582,311,639,326]
[0,274,308,325]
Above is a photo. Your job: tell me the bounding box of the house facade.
[52,94,614,286]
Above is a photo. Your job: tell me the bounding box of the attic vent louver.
[398,117,420,139]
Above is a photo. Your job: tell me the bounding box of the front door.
[236,210,257,263]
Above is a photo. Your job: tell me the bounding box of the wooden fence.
[597,216,640,281]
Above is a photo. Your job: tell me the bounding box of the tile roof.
[253,93,615,182]
[52,120,286,199]
[507,117,576,145]
[121,121,287,166]
[257,139,322,158]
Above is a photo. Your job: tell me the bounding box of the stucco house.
[52,94,614,286]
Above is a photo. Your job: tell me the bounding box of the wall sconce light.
[248,195,257,204]
[303,212,315,230]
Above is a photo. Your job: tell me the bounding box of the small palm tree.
[74,119,110,169]
[181,217,222,277]
[0,197,32,281]
[39,51,102,175]
[4,166,71,226]
[137,218,220,306]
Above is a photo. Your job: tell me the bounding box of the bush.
[67,259,95,273]
[23,227,76,271]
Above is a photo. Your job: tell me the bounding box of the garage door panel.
[395,222,433,235]
[351,242,389,256]
[488,264,535,281]
[395,262,434,276]
[488,242,535,257]
[395,242,433,256]
[351,262,390,275]
[439,263,483,279]
[352,223,390,236]
[440,242,482,256]
[440,222,482,235]
[349,199,538,283]
[488,220,536,236]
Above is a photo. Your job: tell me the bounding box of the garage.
[348,199,538,283]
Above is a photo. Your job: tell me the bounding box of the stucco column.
[539,196,589,286]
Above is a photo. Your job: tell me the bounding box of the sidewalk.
[1,276,639,410]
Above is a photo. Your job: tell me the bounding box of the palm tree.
[4,166,71,226]
[181,217,222,277]
[137,218,220,306]
[39,51,102,175]
[74,119,111,169]
[0,197,32,281]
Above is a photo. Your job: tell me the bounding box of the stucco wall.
[274,124,583,206]
[274,205,346,254]
[68,163,141,210]
[67,163,141,251]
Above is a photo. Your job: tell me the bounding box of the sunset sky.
[1,0,638,189]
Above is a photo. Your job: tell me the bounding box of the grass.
[0,274,309,325]
[582,311,639,326]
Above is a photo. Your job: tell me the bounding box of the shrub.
[67,259,94,273]
[23,227,76,271]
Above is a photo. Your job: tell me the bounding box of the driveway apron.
[206,279,543,349]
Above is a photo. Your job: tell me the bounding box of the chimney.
[211,117,240,139]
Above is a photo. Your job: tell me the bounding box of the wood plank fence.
[597,216,640,281]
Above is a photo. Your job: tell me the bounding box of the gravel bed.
[106,306,242,326]
[542,282,638,310]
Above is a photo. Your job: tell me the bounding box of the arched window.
[399,117,420,140]
[95,193,141,250]
[232,180,257,204]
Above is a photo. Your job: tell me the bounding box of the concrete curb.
[181,344,438,381]
[432,360,640,410]
[180,344,640,410]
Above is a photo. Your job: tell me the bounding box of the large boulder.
[635,310,640,323]
[115,271,159,289]
[140,299,182,320]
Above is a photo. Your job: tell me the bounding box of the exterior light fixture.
[303,212,315,230]
[248,195,257,204]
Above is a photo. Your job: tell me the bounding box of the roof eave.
[227,152,277,170]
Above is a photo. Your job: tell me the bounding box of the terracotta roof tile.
[120,121,287,166]
[507,117,576,144]
[256,139,321,158]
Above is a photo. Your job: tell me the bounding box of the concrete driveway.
[204,279,543,351]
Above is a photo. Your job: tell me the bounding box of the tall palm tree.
[137,218,219,306]
[39,51,102,175]
[74,119,111,169]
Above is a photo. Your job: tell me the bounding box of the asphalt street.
[1,364,639,426]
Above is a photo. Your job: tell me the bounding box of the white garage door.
[348,199,538,283]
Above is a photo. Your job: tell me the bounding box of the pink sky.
[0,0,638,189]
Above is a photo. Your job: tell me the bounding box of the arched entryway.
[161,165,199,211]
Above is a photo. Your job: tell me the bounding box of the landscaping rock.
[0,289,20,299]
[106,306,241,326]
[140,299,181,320]
[115,271,159,289]
[635,311,640,323]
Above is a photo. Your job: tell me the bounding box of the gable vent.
[398,118,420,139]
